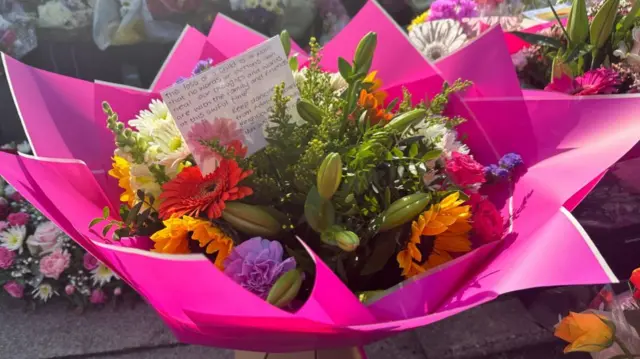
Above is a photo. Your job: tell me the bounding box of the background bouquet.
[0,0,639,352]
[0,142,128,309]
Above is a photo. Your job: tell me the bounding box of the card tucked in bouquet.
[161,35,300,174]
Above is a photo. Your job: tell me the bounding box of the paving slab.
[85,345,233,359]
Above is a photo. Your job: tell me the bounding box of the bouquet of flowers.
[1,0,638,353]
[0,142,127,309]
[511,0,640,94]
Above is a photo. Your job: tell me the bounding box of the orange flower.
[357,71,393,125]
[555,312,615,353]
[397,192,472,278]
[158,159,253,220]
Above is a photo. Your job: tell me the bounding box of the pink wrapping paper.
[0,0,632,352]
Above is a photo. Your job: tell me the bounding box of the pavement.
[0,291,593,359]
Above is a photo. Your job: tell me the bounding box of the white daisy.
[92,263,115,287]
[409,20,468,62]
[32,283,57,302]
[0,225,26,253]
[329,72,348,92]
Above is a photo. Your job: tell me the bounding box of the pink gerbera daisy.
[186,118,248,174]
[545,68,620,96]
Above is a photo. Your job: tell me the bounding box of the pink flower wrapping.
[0,1,637,352]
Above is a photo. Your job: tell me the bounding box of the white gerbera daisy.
[32,283,57,302]
[0,225,26,253]
[409,20,467,62]
[92,263,115,287]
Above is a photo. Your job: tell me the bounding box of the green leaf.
[136,190,145,201]
[289,55,299,72]
[126,201,143,225]
[421,149,442,161]
[304,186,336,232]
[589,0,620,50]
[620,0,640,33]
[89,217,103,228]
[392,148,404,158]
[547,0,571,42]
[360,229,400,275]
[564,43,593,63]
[510,31,563,48]
[336,257,348,284]
[408,143,419,158]
[102,206,110,219]
[386,98,399,112]
[147,194,155,206]
[338,57,352,81]
[102,224,114,237]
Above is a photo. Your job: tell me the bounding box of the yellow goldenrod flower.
[108,156,135,207]
[555,312,615,353]
[397,192,472,278]
[408,10,430,32]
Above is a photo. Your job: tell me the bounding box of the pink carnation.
[90,288,107,304]
[83,252,99,271]
[545,68,620,96]
[39,249,71,279]
[7,212,29,226]
[0,247,15,269]
[445,152,487,187]
[3,281,24,298]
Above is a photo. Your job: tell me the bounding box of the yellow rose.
[554,311,615,353]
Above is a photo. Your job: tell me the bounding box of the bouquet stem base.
[235,347,366,359]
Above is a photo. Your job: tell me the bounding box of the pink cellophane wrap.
[0,0,636,352]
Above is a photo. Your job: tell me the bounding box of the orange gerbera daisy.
[397,192,473,278]
[158,159,253,220]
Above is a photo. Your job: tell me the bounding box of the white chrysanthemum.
[440,130,470,156]
[329,72,348,92]
[409,20,467,62]
[129,99,171,136]
[32,283,57,302]
[0,226,26,253]
[16,140,31,154]
[417,122,448,142]
[92,263,115,287]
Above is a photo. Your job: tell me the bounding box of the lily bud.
[297,99,323,125]
[379,192,431,232]
[317,153,342,200]
[353,32,377,73]
[222,202,282,237]
[267,269,302,308]
[335,230,360,252]
[589,0,620,50]
[280,30,291,56]
[385,109,427,132]
[567,0,589,44]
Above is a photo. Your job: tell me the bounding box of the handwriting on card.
[161,36,300,174]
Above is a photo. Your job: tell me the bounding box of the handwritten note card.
[161,36,300,174]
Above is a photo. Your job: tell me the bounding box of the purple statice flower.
[192,58,214,76]
[492,166,509,179]
[429,0,478,21]
[499,153,523,170]
[223,238,296,299]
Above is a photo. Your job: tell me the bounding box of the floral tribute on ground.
[512,0,640,95]
[94,32,523,307]
[0,143,127,308]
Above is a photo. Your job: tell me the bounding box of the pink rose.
[3,281,24,298]
[83,253,99,271]
[27,221,62,254]
[0,247,15,269]
[90,289,107,304]
[7,212,29,226]
[39,249,71,279]
[446,152,487,187]
[472,197,504,243]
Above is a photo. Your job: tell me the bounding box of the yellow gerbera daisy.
[150,216,235,269]
[108,156,135,207]
[397,192,472,278]
[408,10,430,32]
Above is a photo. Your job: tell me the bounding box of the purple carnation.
[429,0,478,21]
[499,153,523,170]
[223,238,296,299]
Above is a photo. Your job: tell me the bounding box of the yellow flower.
[397,192,472,278]
[150,216,235,269]
[555,312,615,353]
[363,71,387,104]
[408,10,430,32]
[108,156,135,207]
[190,220,234,269]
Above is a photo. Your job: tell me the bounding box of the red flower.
[545,68,620,96]
[159,160,253,220]
[446,152,487,187]
[631,268,640,300]
[471,196,504,243]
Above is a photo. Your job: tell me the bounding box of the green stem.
[614,336,634,358]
